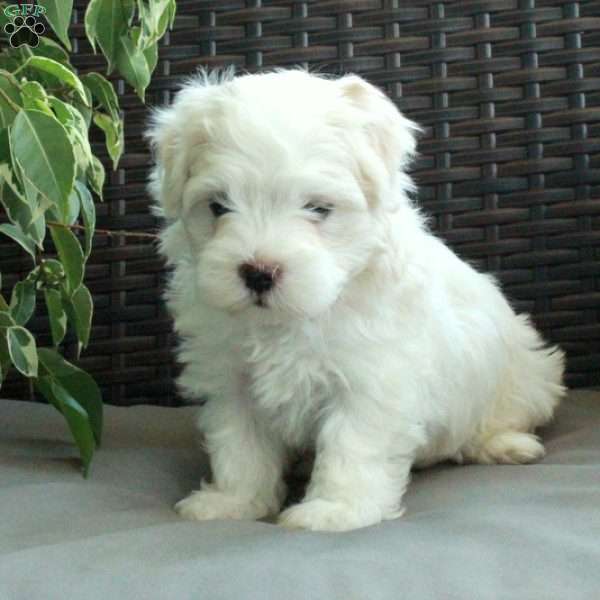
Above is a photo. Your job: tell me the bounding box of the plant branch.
[47,221,161,240]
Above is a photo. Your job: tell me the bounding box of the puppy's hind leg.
[461,318,564,467]
[462,430,546,465]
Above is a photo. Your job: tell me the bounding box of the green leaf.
[39,258,66,287]
[3,151,53,231]
[137,0,173,50]
[9,279,36,326]
[73,95,93,130]
[0,310,15,327]
[143,41,158,75]
[0,223,37,258]
[0,70,22,127]
[0,161,36,230]
[47,95,72,124]
[45,205,64,229]
[39,0,74,51]
[44,287,67,346]
[19,56,89,106]
[168,0,176,29]
[21,81,53,115]
[38,347,103,445]
[26,210,46,248]
[49,224,84,294]
[35,377,96,476]
[159,0,175,34]
[6,325,38,377]
[48,97,93,179]
[29,36,71,65]
[93,112,123,169]
[84,0,100,53]
[81,72,120,121]
[66,187,81,224]
[21,81,47,100]
[45,178,80,225]
[0,176,25,227]
[115,34,150,101]
[9,109,75,216]
[68,284,93,350]
[21,175,42,219]
[75,181,95,258]
[85,0,135,73]
[87,155,105,200]
[59,103,90,152]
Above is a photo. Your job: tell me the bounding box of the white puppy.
[146,69,566,532]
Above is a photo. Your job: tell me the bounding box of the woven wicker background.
[2,0,599,405]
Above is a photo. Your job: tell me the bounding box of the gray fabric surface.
[1,390,599,600]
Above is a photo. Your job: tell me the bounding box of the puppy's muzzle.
[238,262,281,295]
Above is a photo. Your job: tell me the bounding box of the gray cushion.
[1,390,599,599]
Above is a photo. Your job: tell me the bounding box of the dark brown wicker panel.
[1,0,599,404]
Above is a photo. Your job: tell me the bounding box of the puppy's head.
[146,69,418,319]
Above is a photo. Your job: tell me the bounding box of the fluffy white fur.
[146,69,566,532]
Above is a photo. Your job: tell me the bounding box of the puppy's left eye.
[209,201,232,218]
[304,203,333,218]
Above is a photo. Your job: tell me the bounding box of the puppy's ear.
[337,75,420,209]
[145,107,188,219]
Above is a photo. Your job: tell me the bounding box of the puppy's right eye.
[209,201,231,218]
[304,202,333,218]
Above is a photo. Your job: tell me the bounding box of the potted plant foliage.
[0,0,176,475]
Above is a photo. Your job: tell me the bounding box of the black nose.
[238,263,277,294]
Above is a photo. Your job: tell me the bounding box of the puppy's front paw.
[175,489,271,522]
[278,498,387,532]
